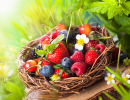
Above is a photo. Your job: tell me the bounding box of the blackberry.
[32,44,43,59]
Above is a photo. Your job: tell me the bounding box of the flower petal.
[111,74,115,78]
[76,34,81,40]
[121,73,125,77]
[107,81,111,84]
[84,38,89,44]
[104,77,108,81]
[127,80,130,84]
[111,79,115,84]
[77,45,83,51]
[107,73,111,77]
[126,74,130,78]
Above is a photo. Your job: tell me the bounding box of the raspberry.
[70,51,85,63]
[71,62,87,76]
[95,44,105,53]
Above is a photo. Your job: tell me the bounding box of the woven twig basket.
[18,25,115,98]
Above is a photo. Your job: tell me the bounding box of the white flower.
[104,73,115,84]
[121,73,130,84]
[75,34,89,50]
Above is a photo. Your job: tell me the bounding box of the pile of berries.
[24,23,109,81]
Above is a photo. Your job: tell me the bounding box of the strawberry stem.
[66,11,72,43]
[49,9,57,26]
[78,5,83,26]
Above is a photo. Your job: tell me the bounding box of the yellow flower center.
[53,74,58,79]
[108,75,114,81]
[77,38,84,46]
[123,76,129,81]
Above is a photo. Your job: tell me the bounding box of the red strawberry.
[55,24,67,33]
[71,62,87,76]
[84,40,99,52]
[95,44,105,54]
[40,35,50,44]
[48,42,69,64]
[70,51,84,63]
[52,31,59,39]
[85,50,99,67]
[54,69,71,79]
[112,47,119,61]
[41,58,53,67]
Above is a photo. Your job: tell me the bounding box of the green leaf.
[111,83,124,97]
[122,1,130,11]
[59,69,64,75]
[104,92,116,100]
[4,82,22,94]
[53,64,61,69]
[7,93,22,100]
[35,49,48,56]
[119,26,130,34]
[51,34,64,44]
[108,6,118,19]
[114,14,130,26]
[123,57,130,66]
[98,96,103,100]
[119,85,128,95]
[105,66,130,88]
[46,44,59,54]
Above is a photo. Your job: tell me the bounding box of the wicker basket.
[18,25,115,98]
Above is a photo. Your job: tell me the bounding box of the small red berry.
[24,60,37,72]
[70,51,84,63]
[71,62,87,76]
[52,31,59,39]
[41,58,53,67]
[40,35,50,44]
[42,39,50,50]
[55,24,67,33]
[79,24,91,36]
[95,44,105,54]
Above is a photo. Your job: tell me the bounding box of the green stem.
[98,36,112,39]
[78,5,83,26]
[25,65,39,72]
[66,11,72,43]
[116,44,121,75]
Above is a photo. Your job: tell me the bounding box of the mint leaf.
[4,82,22,94]
[46,44,59,54]
[35,49,48,56]
[53,64,61,69]
[108,6,117,19]
[114,14,130,26]
[59,69,64,75]
[51,34,64,44]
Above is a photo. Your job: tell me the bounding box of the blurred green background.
[0,0,130,100]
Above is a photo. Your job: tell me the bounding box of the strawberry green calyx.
[50,74,61,81]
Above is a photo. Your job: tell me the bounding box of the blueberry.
[59,30,76,43]
[40,65,54,77]
[59,29,69,42]
[120,53,130,62]
[61,57,72,69]
[72,49,84,55]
